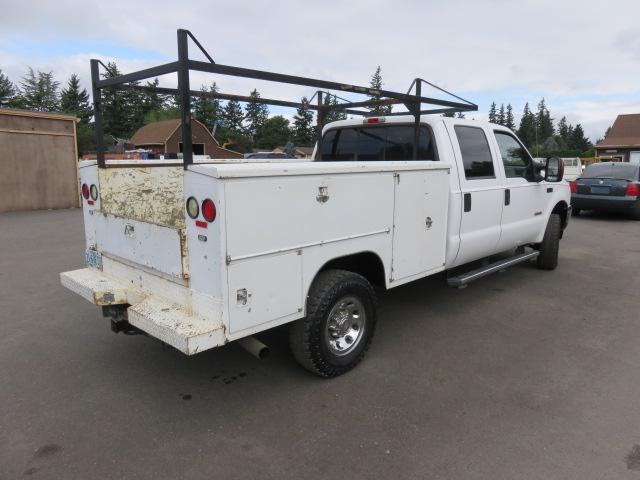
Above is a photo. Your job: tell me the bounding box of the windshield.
[582,163,639,180]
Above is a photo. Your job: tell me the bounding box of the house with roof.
[130,118,242,159]
[595,114,640,164]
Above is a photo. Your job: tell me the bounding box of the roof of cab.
[321,115,509,134]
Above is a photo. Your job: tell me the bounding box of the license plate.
[86,249,103,270]
[590,186,610,195]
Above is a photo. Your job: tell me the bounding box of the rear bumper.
[571,194,639,211]
[60,268,226,355]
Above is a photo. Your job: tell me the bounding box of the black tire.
[536,213,561,270]
[632,205,640,220]
[572,208,581,216]
[289,269,377,378]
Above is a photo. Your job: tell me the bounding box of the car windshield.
[581,163,639,180]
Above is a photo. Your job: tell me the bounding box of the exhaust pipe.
[238,336,270,359]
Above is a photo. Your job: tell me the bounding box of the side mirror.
[545,156,564,182]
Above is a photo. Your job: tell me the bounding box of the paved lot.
[1,209,639,479]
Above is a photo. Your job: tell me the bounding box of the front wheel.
[289,269,377,377]
[536,213,561,270]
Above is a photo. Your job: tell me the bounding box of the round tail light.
[81,183,89,199]
[186,197,199,219]
[90,184,98,200]
[202,199,216,222]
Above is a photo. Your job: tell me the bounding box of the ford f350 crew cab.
[60,30,570,377]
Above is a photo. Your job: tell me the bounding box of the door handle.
[546,187,553,193]
[464,193,472,212]
[504,189,510,206]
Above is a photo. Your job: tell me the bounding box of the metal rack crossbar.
[91,29,477,168]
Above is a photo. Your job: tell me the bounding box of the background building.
[130,118,242,159]
[595,114,640,163]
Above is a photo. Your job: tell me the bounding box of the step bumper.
[60,268,226,355]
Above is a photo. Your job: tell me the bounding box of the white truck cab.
[61,114,570,377]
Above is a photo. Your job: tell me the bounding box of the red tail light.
[569,181,577,193]
[202,199,216,222]
[626,183,640,196]
[364,117,385,124]
[81,183,89,199]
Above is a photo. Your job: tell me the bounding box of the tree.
[488,102,497,123]
[557,116,570,142]
[517,102,537,148]
[504,104,515,130]
[222,99,244,133]
[60,74,92,123]
[498,104,505,126]
[323,93,347,123]
[101,62,131,139]
[193,82,222,131]
[255,115,291,149]
[244,89,268,139]
[20,67,60,111]
[0,69,17,107]
[284,141,296,158]
[367,66,392,115]
[604,126,612,138]
[293,96,315,146]
[143,106,181,124]
[569,124,591,152]
[535,98,554,141]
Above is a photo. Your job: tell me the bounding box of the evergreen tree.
[367,66,392,115]
[255,115,291,149]
[488,102,497,123]
[222,99,244,132]
[517,102,537,148]
[141,78,166,116]
[324,93,347,123]
[604,126,612,138]
[20,67,60,111]
[0,69,17,107]
[557,116,570,142]
[244,89,268,138]
[569,124,591,152]
[60,74,92,123]
[498,104,505,126]
[193,82,221,131]
[283,141,296,158]
[101,62,130,139]
[535,98,554,141]
[505,104,515,130]
[293,96,315,146]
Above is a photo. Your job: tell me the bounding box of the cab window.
[317,125,437,161]
[494,131,534,181]
[454,126,495,179]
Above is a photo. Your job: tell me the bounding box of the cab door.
[490,130,548,251]
[447,123,504,267]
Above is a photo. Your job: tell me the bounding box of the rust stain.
[99,166,185,228]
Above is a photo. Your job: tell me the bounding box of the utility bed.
[62,158,450,354]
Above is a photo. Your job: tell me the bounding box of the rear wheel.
[289,269,377,377]
[536,213,561,270]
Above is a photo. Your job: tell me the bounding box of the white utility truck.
[60,31,571,376]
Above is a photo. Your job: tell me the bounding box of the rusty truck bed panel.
[98,166,185,228]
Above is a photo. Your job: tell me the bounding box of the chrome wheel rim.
[325,296,366,356]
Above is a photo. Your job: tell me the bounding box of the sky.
[1,0,640,142]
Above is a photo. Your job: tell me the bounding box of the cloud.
[1,0,640,141]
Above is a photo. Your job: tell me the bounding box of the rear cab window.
[317,124,437,161]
